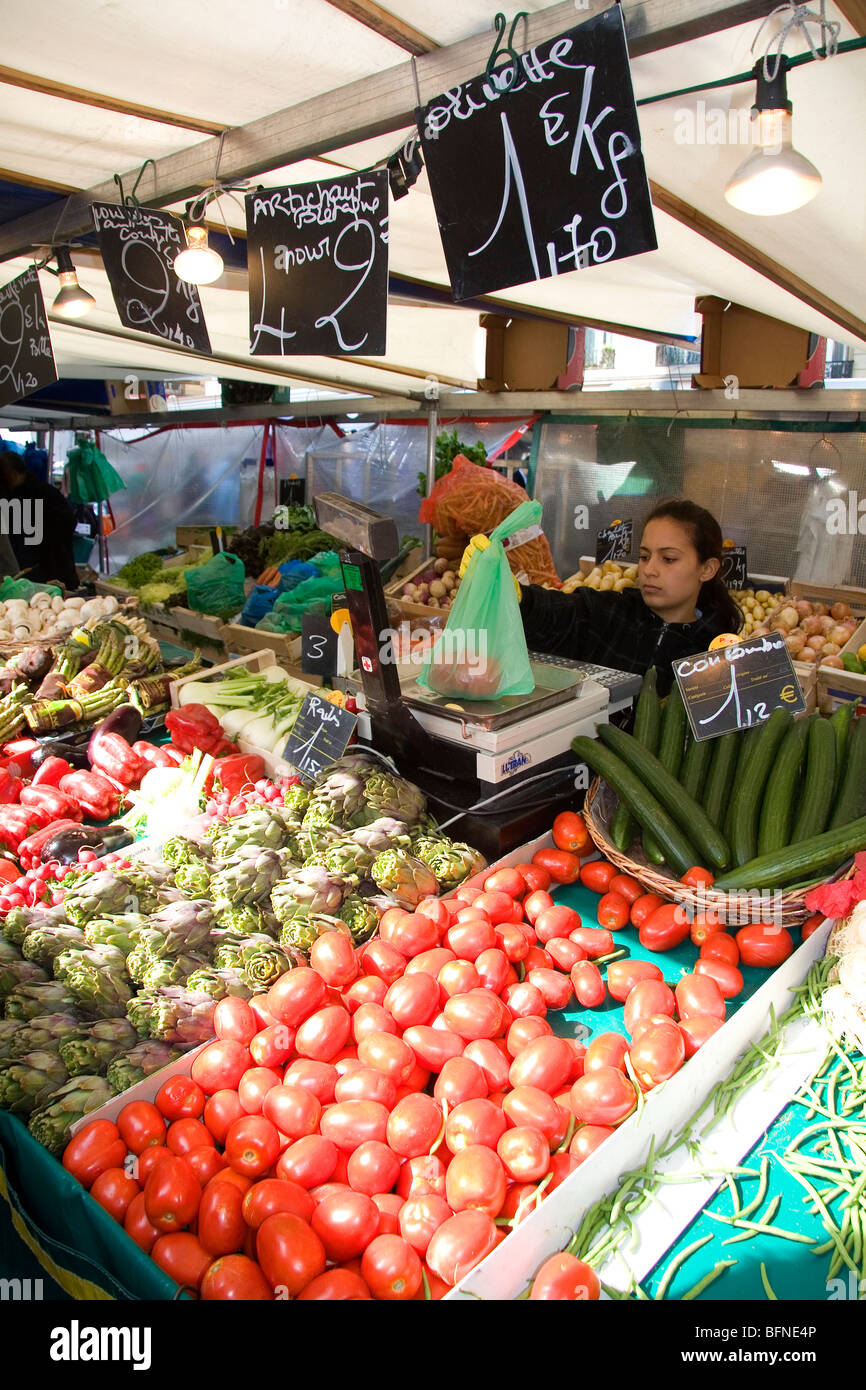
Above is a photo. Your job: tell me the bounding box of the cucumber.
[829,700,858,798]
[611,667,661,853]
[829,712,866,830]
[724,728,759,844]
[644,684,688,863]
[680,732,713,803]
[711,814,866,892]
[703,731,740,832]
[596,722,730,870]
[572,735,701,877]
[756,715,812,857]
[727,708,793,868]
[790,715,837,844]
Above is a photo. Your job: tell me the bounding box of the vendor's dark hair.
[643,498,742,633]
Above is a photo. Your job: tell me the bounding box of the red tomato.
[266,967,327,1027]
[401,1024,464,1072]
[735,923,794,968]
[262,1083,322,1138]
[381,912,441,958]
[249,996,279,1031]
[167,1118,215,1156]
[446,919,497,961]
[117,1101,166,1156]
[472,891,516,925]
[506,1015,552,1056]
[584,1032,629,1074]
[552,810,589,854]
[694,957,744,999]
[357,1030,416,1084]
[580,859,618,893]
[247,1022,293,1068]
[623,979,676,1035]
[197,1179,247,1257]
[371,1192,404,1235]
[802,913,825,941]
[237,1066,283,1116]
[438,959,481,999]
[546,937,586,972]
[191,1041,251,1097]
[396,1153,447,1200]
[62,1119,127,1189]
[497,1126,549,1181]
[681,866,716,889]
[186,1147,227,1187]
[445,1098,507,1153]
[282,1059,338,1104]
[568,925,615,959]
[463,1039,511,1092]
[361,1234,422,1301]
[606,874,641,905]
[144,1155,201,1232]
[309,930,359,988]
[201,1253,274,1301]
[346,1140,401,1197]
[256,1212,326,1295]
[152,1233,212,1290]
[320,1100,390,1154]
[527,967,573,1011]
[570,960,605,1008]
[676,972,726,1021]
[512,862,552,893]
[503,1086,567,1146]
[433,1056,488,1107]
[454,907,491,926]
[312,1189,380,1262]
[534,904,581,943]
[352,1002,398,1044]
[154,1075,206,1121]
[415,896,452,933]
[679,1015,723,1058]
[294,1005,352,1062]
[204,1168,252,1199]
[700,933,739,966]
[630,893,665,928]
[296,1268,372,1300]
[225,1115,281,1179]
[276,1135,339,1189]
[569,1066,637,1127]
[399,1193,452,1256]
[386,1093,443,1158]
[532,848,581,884]
[569,1124,614,1163]
[494,923,530,963]
[383,972,439,1029]
[530,1252,600,1300]
[242,1178,314,1230]
[629,1018,686,1089]
[482,866,525,898]
[474,948,510,995]
[90,1167,140,1224]
[509,1035,574,1094]
[689,911,725,948]
[444,989,509,1041]
[404,947,457,979]
[524,945,554,972]
[343,974,389,1012]
[596,891,630,930]
[213,997,257,1046]
[503,982,547,1019]
[638,903,691,952]
[202,1089,243,1146]
[136,1145,172,1185]
[547,1152,581,1191]
[426,1209,498,1286]
[124,1191,162,1254]
[334,1066,397,1109]
[523,889,554,924]
[606,959,663,1002]
[445,1144,507,1218]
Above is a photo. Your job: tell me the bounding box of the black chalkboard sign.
[596,519,633,564]
[245,171,389,356]
[719,547,748,590]
[283,694,358,777]
[0,266,57,408]
[416,7,656,302]
[674,635,807,742]
[91,203,211,354]
[302,613,339,678]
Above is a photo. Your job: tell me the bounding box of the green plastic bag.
[0,576,61,601]
[184,551,246,616]
[271,574,344,633]
[417,499,538,701]
[66,438,126,503]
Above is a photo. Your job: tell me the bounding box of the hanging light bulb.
[174,224,224,284]
[724,57,821,215]
[51,247,96,318]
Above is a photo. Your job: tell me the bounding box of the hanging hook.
[113,159,157,208]
[486,11,529,93]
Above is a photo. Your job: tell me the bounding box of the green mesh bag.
[184,552,246,616]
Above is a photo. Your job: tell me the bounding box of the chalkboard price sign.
[91,203,212,354]
[596,520,633,564]
[245,170,389,357]
[719,547,748,590]
[416,6,656,301]
[283,694,358,777]
[0,266,57,409]
[674,635,807,742]
[302,613,339,678]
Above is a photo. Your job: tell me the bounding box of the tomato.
[513,862,552,893]
[490,924,528,965]
[345,1140,401,1197]
[201,1253,273,1301]
[629,1018,685,1089]
[154,1075,206,1121]
[295,1005,352,1063]
[283,1060,338,1106]
[381,911,441,958]
[249,996,279,1031]
[638,903,691,952]
[472,949,508,996]
[144,1155,201,1232]
[416,896,452,934]
[569,1124,614,1164]
[312,1188,380,1262]
[689,911,725,948]
[213,997,258,1046]
[580,859,618,893]
[361,1233,422,1301]
[596,891,630,930]
[383,972,439,1029]
[497,1126,549,1182]
[444,989,509,1041]
[261,1083,321,1138]
[545,938,585,973]
[569,1067,637,1127]
[523,889,554,924]
[623,979,676,1035]
[605,875,640,907]
[584,1032,629,1074]
[524,945,554,972]
[606,959,663,1002]
[681,866,716,889]
[434,1056,488,1107]
[454,907,491,926]
[249,1024,296,1069]
[802,913,825,941]
[351,1005,398,1047]
[320,1099,391,1154]
[462,1039,510,1092]
[694,956,744,999]
[675,973,726,1022]
[186,1147,228,1188]
[203,1089,245,1146]
[527,967,573,1011]
[509,1035,573,1094]
[548,1151,581,1191]
[399,1193,452,1256]
[405,947,457,981]
[237,1066,282,1116]
[570,960,605,1009]
[167,1118,216,1156]
[335,1066,397,1109]
[256,1212,327,1295]
[197,1179,247,1257]
[403,1059,431,1095]
[568,925,615,959]
[90,1167,140,1224]
[532,848,581,884]
[225,1115,281,1179]
[630,893,665,928]
[117,1101,166,1156]
[396,1153,447,1200]
[700,933,739,966]
[205,1168,252,1199]
[501,982,545,1020]
[191,1040,251,1096]
[277,1135,339,1189]
[628,1013,673,1046]
[136,1144,172,1185]
[386,1093,443,1158]
[343,974,389,1012]
[296,1268,372,1300]
[309,930,358,988]
[507,1016,553,1060]
[445,1098,507,1153]
[445,1144,506,1218]
[62,1119,127,1190]
[735,923,794,968]
[534,904,581,943]
[436,959,480,1002]
[483,866,526,898]
[472,891,516,926]
[530,1252,600,1300]
[267,967,327,1027]
[124,1191,162,1254]
[446,919,497,962]
[239,1180,312,1233]
[503,1086,567,1146]
[357,1031,416,1084]
[679,1015,723,1058]
[401,1024,464,1072]
[426,1210,499,1286]
[552,811,589,854]
[151,1232,212,1291]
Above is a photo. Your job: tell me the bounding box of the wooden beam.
[322,0,437,55]
[649,181,866,344]
[0,166,79,195]
[834,0,866,35]
[0,0,771,260]
[0,64,227,136]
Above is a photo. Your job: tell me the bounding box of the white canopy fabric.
[0,0,864,400]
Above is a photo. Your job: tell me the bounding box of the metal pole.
[425,398,438,555]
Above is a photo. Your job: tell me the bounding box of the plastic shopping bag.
[185,552,246,615]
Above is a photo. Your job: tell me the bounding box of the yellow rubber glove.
[459,533,522,600]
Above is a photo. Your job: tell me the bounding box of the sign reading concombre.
[674,634,807,742]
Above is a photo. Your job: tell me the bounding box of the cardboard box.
[693,296,812,389]
[478,314,570,392]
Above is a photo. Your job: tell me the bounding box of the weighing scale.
[312,493,635,855]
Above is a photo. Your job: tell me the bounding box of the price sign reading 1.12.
[674,634,806,742]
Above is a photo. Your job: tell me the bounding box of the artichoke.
[271,865,345,929]
[349,817,412,856]
[4,981,81,1021]
[0,1018,24,1061]
[336,895,381,946]
[126,986,217,1046]
[370,849,440,908]
[305,767,368,829]
[208,806,295,859]
[0,1049,69,1114]
[214,935,295,991]
[182,968,253,1002]
[214,904,274,938]
[106,1040,183,1095]
[210,851,285,911]
[321,838,377,882]
[3,905,65,947]
[144,899,215,954]
[161,836,212,868]
[140,952,211,991]
[0,958,49,997]
[411,837,487,891]
[28,1075,114,1154]
[278,911,352,956]
[62,871,142,926]
[83,915,145,954]
[53,946,133,1020]
[0,939,22,965]
[58,1018,139,1077]
[359,769,426,828]
[282,783,311,819]
[21,925,87,970]
[173,864,212,896]
[7,1013,83,1058]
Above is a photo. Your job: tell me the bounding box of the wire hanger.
[751,1,841,81]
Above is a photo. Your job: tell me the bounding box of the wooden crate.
[220,622,322,686]
[818,614,866,711]
[385,554,462,623]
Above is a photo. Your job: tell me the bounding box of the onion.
[786,631,806,654]
[822,643,841,657]
[818,616,837,635]
[828,625,851,647]
[776,606,799,630]
[797,647,819,663]
[806,634,826,652]
[801,616,822,636]
[794,600,813,619]
[822,656,845,668]
[812,603,829,617]
[830,601,852,621]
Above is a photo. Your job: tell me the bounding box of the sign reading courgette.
[673,635,807,742]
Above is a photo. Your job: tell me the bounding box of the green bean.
[724,1173,741,1217]
[739,1156,771,1220]
[706,1211,816,1245]
[760,1263,778,1301]
[681,1260,736,1301]
[654,1234,714,1302]
[596,948,628,966]
[781,1161,859,1275]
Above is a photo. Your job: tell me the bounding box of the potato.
[623,566,638,580]
[602,561,622,576]
[587,567,603,582]
[599,575,616,591]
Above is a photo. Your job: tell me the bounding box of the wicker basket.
[583,776,849,930]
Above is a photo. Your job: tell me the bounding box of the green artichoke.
[140,952,211,991]
[282,783,311,819]
[83,915,145,954]
[0,940,21,966]
[58,1018,139,1077]
[161,836,212,868]
[359,769,426,828]
[106,1040,183,1095]
[4,981,81,1021]
[0,1018,23,1061]
[3,906,59,947]
[62,871,142,926]
[336,895,381,946]
[144,899,215,954]
[28,1075,114,1154]
[214,904,273,938]
[126,987,217,1046]
[411,837,487,891]
[21,925,87,970]
[236,937,294,991]
[7,1013,83,1058]
[349,817,413,856]
[173,864,212,896]
[210,850,285,911]
[53,946,133,1020]
[180,968,252,1003]
[271,865,345,930]
[0,958,49,997]
[208,806,295,859]
[370,849,440,908]
[278,911,352,956]
[0,1049,69,1114]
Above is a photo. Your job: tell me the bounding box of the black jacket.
[0,477,79,589]
[520,584,728,696]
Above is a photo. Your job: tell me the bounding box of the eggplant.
[29,738,91,770]
[88,704,144,759]
[39,823,135,865]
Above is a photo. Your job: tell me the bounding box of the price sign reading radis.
[674,634,806,742]
[282,695,358,778]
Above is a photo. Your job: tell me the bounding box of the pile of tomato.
[61,813,813,1301]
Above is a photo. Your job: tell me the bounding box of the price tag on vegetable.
[595,520,633,565]
[282,694,358,777]
[673,634,807,742]
[718,546,748,590]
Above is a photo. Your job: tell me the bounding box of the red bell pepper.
[58,771,122,821]
[132,741,177,772]
[1,739,39,780]
[20,785,83,823]
[88,732,144,788]
[165,705,235,757]
[31,756,74,789]
[0,766,22,804]
[0,805,52,854]
[17,819,81,871]
[210,753,266,797]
